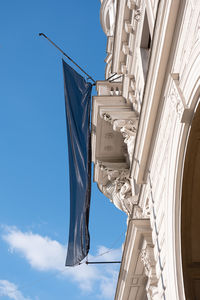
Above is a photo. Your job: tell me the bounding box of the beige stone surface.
[94,0,200,299]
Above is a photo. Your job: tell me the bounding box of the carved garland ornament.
[140,242,159,299]
[99,165,138,215]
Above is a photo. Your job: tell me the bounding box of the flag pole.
[85,261,121,265]
[39,33,96,84]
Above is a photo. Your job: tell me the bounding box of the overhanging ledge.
[115,219,153,300]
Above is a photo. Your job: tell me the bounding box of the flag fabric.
[62,59,92,266]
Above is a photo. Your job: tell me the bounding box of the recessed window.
[140,12,151,79]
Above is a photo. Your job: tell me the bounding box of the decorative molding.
[193,12,200,45]
[134,8,142,22]
[169,79,185,121]
[96,81,122,96]
[132,199,151,219]
[127,0,138,11]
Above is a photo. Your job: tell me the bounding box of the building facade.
[92,0,200,299]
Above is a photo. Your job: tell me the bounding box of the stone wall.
[94,0,200,299]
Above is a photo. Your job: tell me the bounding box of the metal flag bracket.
[85,261,121,265]
[39,33,96,84]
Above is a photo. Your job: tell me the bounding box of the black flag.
[62,59,92,266]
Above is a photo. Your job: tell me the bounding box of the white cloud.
[3,227,66,272]
[99,269,119,299]
[2,227,122,299]
[0,280,30,300]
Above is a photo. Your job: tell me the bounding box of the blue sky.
[0,1,127,299]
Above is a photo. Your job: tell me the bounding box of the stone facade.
[92,0,200,299]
